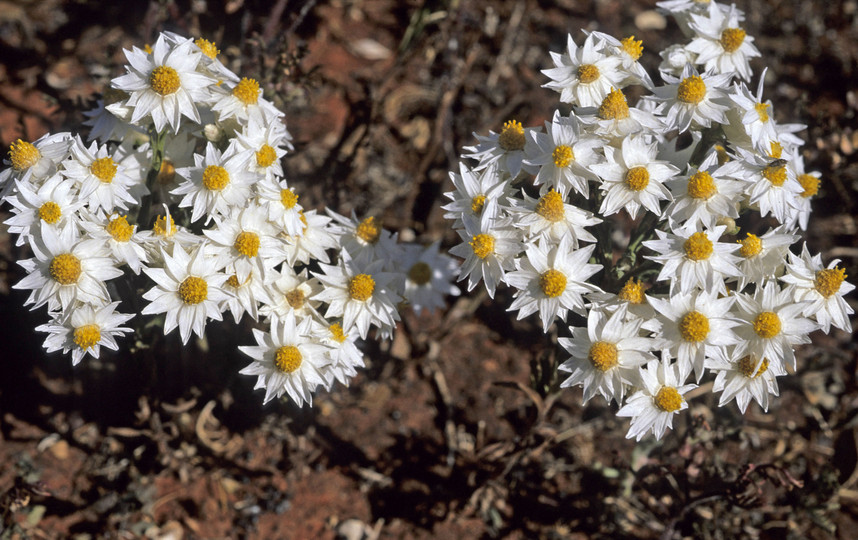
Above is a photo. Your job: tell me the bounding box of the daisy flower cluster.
[444,0,853,441]
[1,31,460,407]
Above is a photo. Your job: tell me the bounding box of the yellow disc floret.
[106,215,133,242]
[762,164,787,186]
[256,144,277,168]
[286,288,305,309]
[552,145,575,168]
[9,139,40,171]
[753,311,781,339]
[625,166,650,192]
[274,345,302,373]
[194,38,220,59]
[73,324,101,350]
[178,276,208,305]
[738,233,763,258]
[683,232,714,261]
[234,231,260,257]
[471,194,486,215]
[577,64,600,84]
[38,202,62,224]
[588,341,619,372]
[202,164,230,191]
[153,215,177,237]
[535,190,565,222]
[621,36,643,60]
[654,387,683,412]
[814,267,846,298]
[538,269,567,298]
[149,65,181,96]
[738,356,769,378]
[280,188,299,209]
[329,323,347,343]
[348,273,375,301]
[769,142,783,159]
[755,102,770,123]
[618,278,645,304]
[677,75,706,104]
[598,88,630,120]
[679,310,710,342]
[498,120,525,151]
[226,274,241,288]
[470,234,495,259]
[356,216,382,244]
[408,262,432,285]
[798,174,819,198]
[687,170,717,200]
[50,253,82,285]
[91,157,118,183]
[233,78,260,105]
[719,28,746,53]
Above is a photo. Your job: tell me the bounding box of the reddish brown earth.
[1,0,857,538]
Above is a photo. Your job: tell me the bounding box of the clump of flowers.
[0,31,461,407]
[444,0,853,441]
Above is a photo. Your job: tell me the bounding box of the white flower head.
[399,241,462,315]
[542,33,625,107]
[203,203,284,283]
[617,358,697,441]
[255,177,305,236]
[36,301,134,366]
[4,174,85,246]
[663,150,748,229]
[259,266,324,324]
[510,188,600,248]
[78,211,149,275]
[685,1,760,81]
[1,133,73,199]
[463,120,539,178]
[448,212,521,298]
[652,64,732,132]
[710,352,786,413]
[61,136,140,212]
[732,225,798,292]
[732,147,801,224]
[441,162,511,228]
[780,243,855,333]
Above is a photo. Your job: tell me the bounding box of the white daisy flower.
[36,301,134,366]
[591,134,676,219]
[732,280,818,372]
[783,153,821,231]
[685,2,760,81]
[203,203,284,283]
[238,311,330,406]
[399,241,462,315]
[235,116,291,181]
[651,63,732,132]
[441,162,511,228]
[463,119,539,178]
[82,87,140,143]
[732,147,802,224]
[648,289,740,382]
[524,110,603,197]
[1,133,73,198]
[141,242,230,344]
[327,211,402,269]
[658,44,698,78]
[448,213,521,298]
[509,188,600,248]
[4,174,84,246]
[221,267,270,324]
[586,32,655,89]
[588,277,658,326]
[663,150,747,229]
[779,243,855,333]
[209,76,283,125]
[78,211,149,275]
[137,205,200,265]
[583,87,664,140]
[258,266,324,323]
[542,33,624,107]
[172,141,256,223]
[617,358,697,441]
[318,321,364,388]
[61,136,139,212]
[254,177,305,236]
[14,224,121,311]
[732,225,798,292]
[283,209,339,266]
[725,73,779,153]
[111,34,215,132]
[643,223,742,294]
[709,352,786,413]
[312,252,402,340]
[191,36,236,82]
[559,304,655,405]
[505,237,602,332]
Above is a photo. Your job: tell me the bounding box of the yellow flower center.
[408,262,432,285]
[158,158,176,185]
[535,190,565,222]
[256,144,277,168]
[498,120,526,151]
[285,288,305,309]
[149,65,181,96]
[91,157,118,183]
[233,78,260,105]
[715,144,730,165]
[738,233,762,258]
[620,36,643,60]
[752,311,781,339]
[234,231,260,257]
[178,276,208,305]
[798,174,819,198]
[677,75,706,104]
[274,345,302,373]
[625,166,650,192]
[471,194,486,215]
[588,341,618,372]
[618,278,645,304]
[552,145,575,168]
[202,164,230,191]
[194,37,219,59]
[762,164,787,186]
[106,215,133,242]
[348,273,375,302]
[683,232,713,261]
[153,215,177,237]
[719,28,746,53]
[9,139,40,171]
[38,202,62,224]
[50,253,82,285]
[73,324,101,350]
[329,323,347,343]
[679,310,710,342]
[814,267,847,298]
[769,142,783,159]
[538,269,567,298]
[226,274,241,288]
[654,387,683,412]
[687,170,717,200]
[143,44,153,55]
[356,216,382,244]
[280,188,299,209]
[755,102,770,123]
[738,356,769,378]
[470,234,495,259]
[598,88,630,120]
[577,64,600,84]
